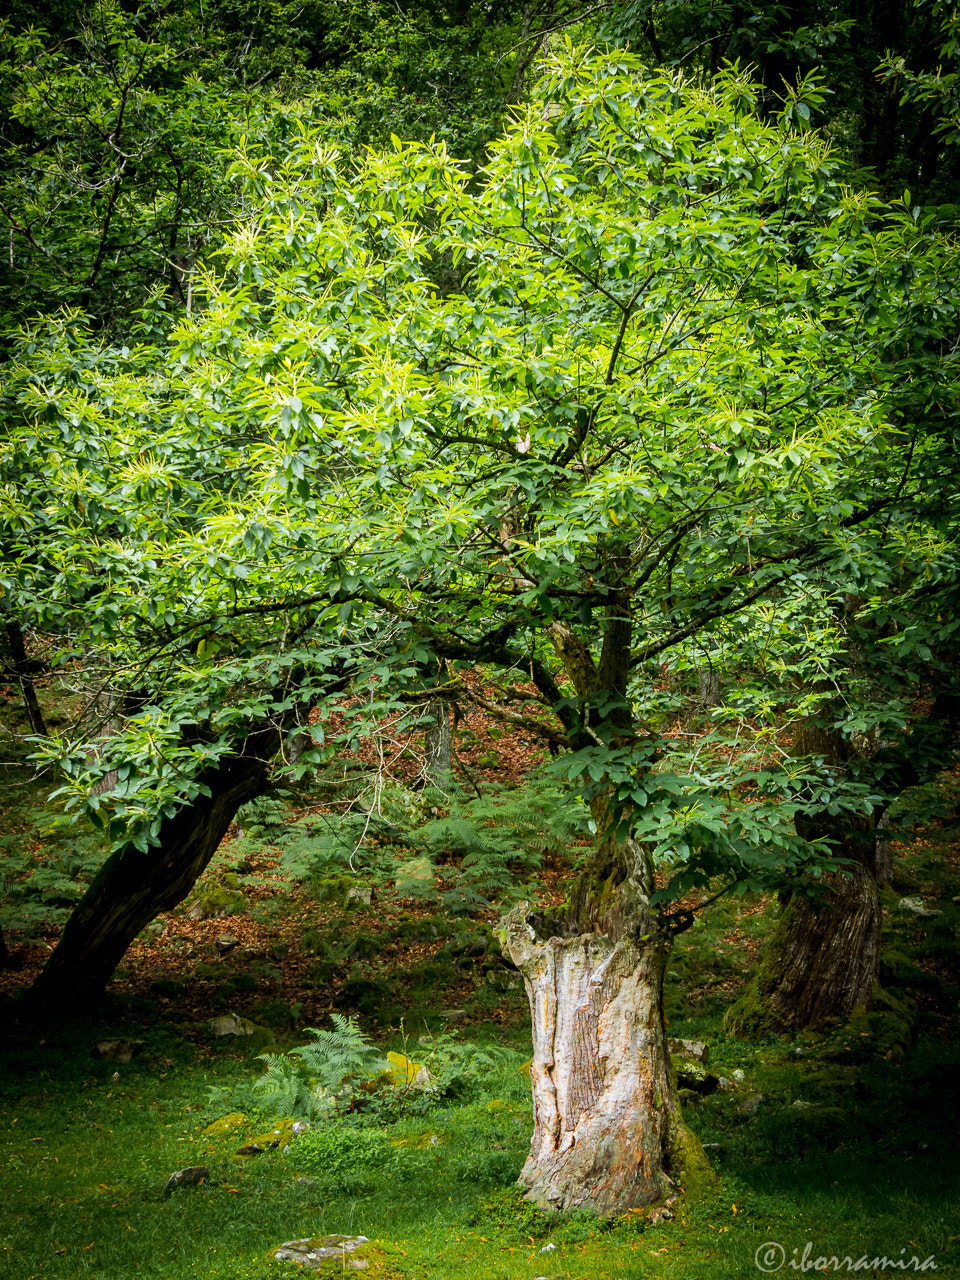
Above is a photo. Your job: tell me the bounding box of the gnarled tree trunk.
[28,724,280,1009]
[502,888,688,1215]
[725,812,881,1035]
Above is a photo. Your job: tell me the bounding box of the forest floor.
[1,686,960,1278]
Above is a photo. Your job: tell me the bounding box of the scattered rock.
[208,1014,256,1037]
[739,1093,764,1115]
[672,1056,721,1094]
[346,884,373,907]
[668,1038,709,1064]
[237,1118,310,1156]
[94,1039,145,1063]
[486,970,522,991]
[386,1051,432,1088]
[440,1009,468,1022]
[898,896,943,918]
[270,1235,370,1271]
[163,1165,209,1195]
[791,1100,816,1110]
[216,935,240,955]
[731,1069,745,1083]
[203,1112,249,1137]
[538,1243,557,1253]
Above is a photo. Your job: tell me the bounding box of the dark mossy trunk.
[727,682,960,1035]
[726,704,882,1033]
[28,725,280,1009]
[726,812,881,1035]
[4,621,46,737]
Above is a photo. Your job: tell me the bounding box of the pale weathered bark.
[502,901,684,1214]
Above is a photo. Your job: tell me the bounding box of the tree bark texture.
[28,724,279,1008]
[726,852,881,1035]
[4,621,46,737]
[503,903,684,1214]
[424,697,453,788]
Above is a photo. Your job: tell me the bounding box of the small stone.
[271,1236,370,1271]
[216,935,239,955]
[111,1071,120,1082]
[791,1100,815,1110]
[208,1014,255,1037]
[668,1038,709,1064]
[898,896,943,918]
[346,885,373,907]
[440,1009,467,1022]
[538,1242,557,1253]
[163,1165,209,1195]
[94,1039,144,1063]
[731,1069,745,1083]
[739,1093,764,1115]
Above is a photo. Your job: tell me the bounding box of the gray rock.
[346,885,373,907]
[208,1014,256,1037]
[898,896,943,917]
[672,1057,721,1094]
[94,1039,144,1062]
[668,1038,709,1064]
[486,970,521,991]
[271,1236,370,1271]
[216,935,239,955]
[739,1093,764,1115]
[163,1166,209,1195]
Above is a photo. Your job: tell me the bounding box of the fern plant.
[252,1014,382,1121]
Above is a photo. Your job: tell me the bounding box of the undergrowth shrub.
[0,808,110,939]
[270,773,589,910]
[253,1014,379,1120]
[285,1124,394,1193]
[217,1014,530,1128]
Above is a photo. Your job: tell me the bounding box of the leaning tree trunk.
[28,724,279,1009]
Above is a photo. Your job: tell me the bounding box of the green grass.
[3,763,960,1278]
[1,995,958,1280]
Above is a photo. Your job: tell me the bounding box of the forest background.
[1,1,960,1277]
